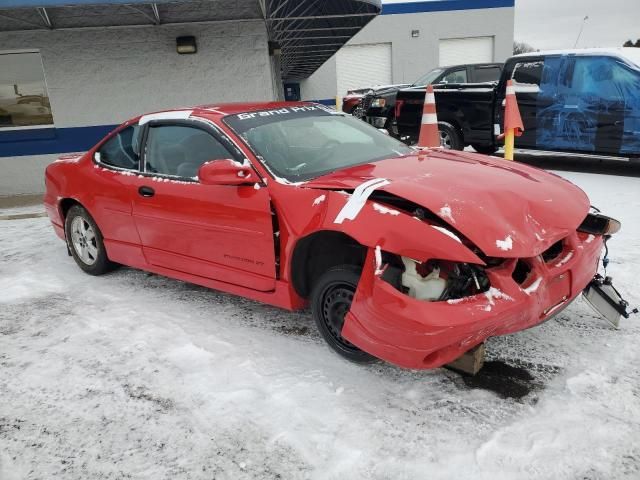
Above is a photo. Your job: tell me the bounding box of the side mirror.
[197,159,253,186]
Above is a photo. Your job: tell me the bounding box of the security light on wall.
[269,41,282,56]
[411,30,420,38]
[176,36,197,54]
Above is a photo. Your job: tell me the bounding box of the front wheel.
[64,205,115,275]
[438,122,464,150]
[311,266,376,364]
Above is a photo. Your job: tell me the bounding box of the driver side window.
[98,125,140,170]
[441,68,467,84]
[144,125,233,178]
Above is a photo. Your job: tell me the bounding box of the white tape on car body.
[334,178,390,224]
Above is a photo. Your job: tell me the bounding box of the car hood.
[303,150,590,258]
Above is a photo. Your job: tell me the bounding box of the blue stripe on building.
[382,0,514,15]
[0,125,116,157]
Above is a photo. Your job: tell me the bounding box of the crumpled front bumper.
[342,232,603,369]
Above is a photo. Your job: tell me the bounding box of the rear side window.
[98,125,140,170]
[512,61,543,87]
[144,125,233,178]
[474,66,501,82]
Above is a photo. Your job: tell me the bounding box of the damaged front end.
[335,200,615,370]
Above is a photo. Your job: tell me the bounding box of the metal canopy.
[0,0,382,80]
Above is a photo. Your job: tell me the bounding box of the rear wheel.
[64,205,115,275]
[311,265,375,363]
[438,122,464,150]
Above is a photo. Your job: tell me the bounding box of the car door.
[131,120,277,292]
[496,58,544,148]
[561,56,638,155]
[88,124,145,263]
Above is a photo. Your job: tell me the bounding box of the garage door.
[336,43,392,98]
[439,37,494,67]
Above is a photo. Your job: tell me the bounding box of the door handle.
[138,186,155,197]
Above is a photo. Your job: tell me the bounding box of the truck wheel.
[438,122,463,150]
[311,265,376,364]
[471,144,498,155]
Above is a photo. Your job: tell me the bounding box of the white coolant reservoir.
[401,257,447,301]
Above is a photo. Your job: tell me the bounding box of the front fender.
[282,188,484,265]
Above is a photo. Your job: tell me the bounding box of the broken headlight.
[578,213,621,236]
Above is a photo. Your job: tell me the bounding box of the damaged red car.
[44,102,622,369]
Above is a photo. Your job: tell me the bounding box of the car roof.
[513,47,640,68]
[194,101,317,116]
[440,62,503,69]
[126,101,321,126]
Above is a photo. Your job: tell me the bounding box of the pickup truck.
[362,63,503,131]
[395,48,640,158]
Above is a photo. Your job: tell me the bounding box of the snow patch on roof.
[139,110,193,126]
[513,48,640,69]
[496,235,513,251]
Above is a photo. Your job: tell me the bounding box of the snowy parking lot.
[1,165,639,479]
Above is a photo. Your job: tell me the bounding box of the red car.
[44,102,621,369]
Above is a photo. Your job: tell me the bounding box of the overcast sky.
[383,0,640,50]
[514,0,640,50]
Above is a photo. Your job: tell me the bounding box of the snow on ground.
[1,170,639,479]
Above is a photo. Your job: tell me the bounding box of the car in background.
[44,102,620,370]
[362,63,503,132]
[395,48,640,158]
[341,63,502,119]
[342,84,411,117]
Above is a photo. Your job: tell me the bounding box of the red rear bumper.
[342,232,602,369]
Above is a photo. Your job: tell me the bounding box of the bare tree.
[513,41,536,55]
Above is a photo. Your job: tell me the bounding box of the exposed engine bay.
[380,253,491,302]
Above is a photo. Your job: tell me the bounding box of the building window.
[0,51,54,129]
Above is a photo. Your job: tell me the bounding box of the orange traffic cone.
[418,84,440,149]
[502,79,524,160]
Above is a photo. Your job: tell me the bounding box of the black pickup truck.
[394,49,640,158]
[361,63,503,132]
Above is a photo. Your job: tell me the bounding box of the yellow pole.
[504,128,515,161]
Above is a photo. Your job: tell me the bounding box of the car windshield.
[224,105,413,182]
[412,68,444,87]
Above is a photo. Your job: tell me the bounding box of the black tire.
[471,144,499,155]
[311,265,376,364]
[64,204,115,275]
[438,122,464,150]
